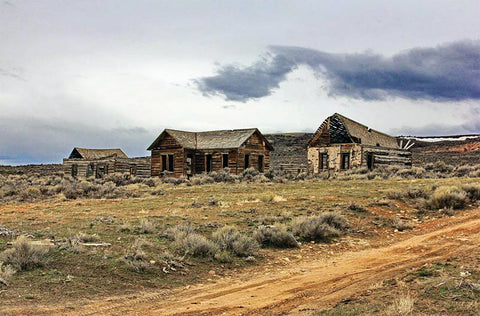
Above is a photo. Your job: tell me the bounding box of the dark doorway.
[222,154,229,169]
[71,164,78,177]
[244,154,250,169]
[320,153,329,170]
[87,163,94,177]
[186,154,193,176]
[168,154,174,172]
[367,153,374,170]
[206,154,212,173]
[161,155,167,171]
[341,153,350,170]
[258,155,264,172]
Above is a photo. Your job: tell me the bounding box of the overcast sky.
[1,0,480,164]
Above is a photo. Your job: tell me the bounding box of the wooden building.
[308,113,411,174]
[148,128,274,177]
[63,148,150,178]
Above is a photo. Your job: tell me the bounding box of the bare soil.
[3,207,479,316]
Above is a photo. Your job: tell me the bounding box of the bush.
[137,218,156,234]
[426,186,468,210]
[0,236,52,271]
[392,218,413,231]
[293,213,347,242]
[462,183,480,202]
[347,202,367,212]
[254,226,299,248]
[173,233,219,258]
[74,232,100,243]
[212,226,258,257]
[0,262,16,286]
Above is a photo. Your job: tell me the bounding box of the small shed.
[308,113,411,174]
[147,128,274,177]
[63,147,150,178]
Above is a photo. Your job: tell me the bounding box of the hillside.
[265,133,313,172]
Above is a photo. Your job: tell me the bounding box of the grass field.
[1,177,479,315]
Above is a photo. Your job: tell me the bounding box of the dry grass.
[0,236,52,271]
[0,262,16,286]
[385,294,415,316]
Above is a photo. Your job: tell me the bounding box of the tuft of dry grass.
[385,294,415,316]
[0,262,16,286]
[392,218,414,231]
[137,218,156,234]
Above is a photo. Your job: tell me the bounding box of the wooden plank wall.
[150,133,185,177]
[115,157,151,177]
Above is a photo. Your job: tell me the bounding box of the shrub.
[0,236,52,271]
[293,213,347,241]
[0,262,16,286]
[125,259,150,273]
[212,226,258,257]
[347,202,367,212]
[20,187,41,201]
[74,232,100,243]
[137,218,156,234]
[392,218,413,231]
[426,186,468,210]
[173,233,219,258]
[254,226,299,248]
[432,161,454,173]
[165,223,196,240]
[460,183,480,202]
[405,186,430,199]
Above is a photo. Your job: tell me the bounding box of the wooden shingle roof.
[148,128,274,151]
[68,148,128,159]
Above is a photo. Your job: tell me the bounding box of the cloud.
[0,117,156,165]
[196,40,480,102]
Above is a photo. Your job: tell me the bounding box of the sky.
[1,0,480,164]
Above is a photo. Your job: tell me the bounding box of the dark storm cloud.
[197,41,480,102]
[0,117,156,165]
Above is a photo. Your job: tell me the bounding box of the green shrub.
[426,186,468,210]
[254,226,299,248]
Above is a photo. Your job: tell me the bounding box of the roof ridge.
[334,113,395,138]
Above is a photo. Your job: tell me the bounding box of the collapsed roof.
[68,148,128,159]
[309,113,400,149]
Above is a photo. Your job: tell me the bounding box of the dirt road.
[4,211,480,316]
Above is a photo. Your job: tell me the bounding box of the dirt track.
[4,210,480,316]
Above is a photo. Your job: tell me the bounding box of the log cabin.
[147,128,274,177]
[308,113,412,174]
[63,148,150,178]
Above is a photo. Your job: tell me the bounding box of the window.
[161,155,167,171]
[71,164,78,177]
[341,153,350,170]
[129,165,137,176]
[320,153,329,170]
[244,154,250,169]
[222,154,229,169]
[168,154,174,172]
[96,165,106,179]
[258,155,264,172]
[206,154,212,173]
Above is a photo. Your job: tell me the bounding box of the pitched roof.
[310,113,400,148]
[148,128,274,151]
[68,148,128,159]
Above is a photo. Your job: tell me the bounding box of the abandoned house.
[63,147,150,178]
[147,128,274,177]
[307,113,412,174]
